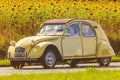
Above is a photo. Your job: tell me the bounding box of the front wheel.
[97,57,111,67]
[41,49,56,69]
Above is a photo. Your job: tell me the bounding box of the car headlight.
[10,40,16,46]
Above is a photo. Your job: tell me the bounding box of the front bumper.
[8,58,38,62]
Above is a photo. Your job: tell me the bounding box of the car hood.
[15,36,60,47]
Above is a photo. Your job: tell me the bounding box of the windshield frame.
[39,24,66,36]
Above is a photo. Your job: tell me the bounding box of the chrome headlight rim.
[10,40,16,46]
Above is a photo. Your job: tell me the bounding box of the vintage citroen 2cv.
[8,19,115,69]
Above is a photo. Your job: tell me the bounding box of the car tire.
[10,61,25,69]
[70,60,78,68]
[97,57,111,67]
[41,49,56,69]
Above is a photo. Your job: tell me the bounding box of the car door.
[62,22,83,57]
[81,22,96,56]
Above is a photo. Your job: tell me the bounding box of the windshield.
[39,24,65,35]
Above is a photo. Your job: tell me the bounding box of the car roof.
[44,18,98,25]
[44,19,74,24]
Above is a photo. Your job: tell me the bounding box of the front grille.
[14,47,25,57]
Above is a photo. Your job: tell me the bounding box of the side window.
[67,23,80,37]
[81,23,95,37]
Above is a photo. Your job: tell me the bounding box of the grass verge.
[0,60,10,67]
[112,56,120,62]
[0,68,120,80]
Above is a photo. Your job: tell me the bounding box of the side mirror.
[93,26,97,28]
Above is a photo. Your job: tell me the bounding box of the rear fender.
[97,41,115,57]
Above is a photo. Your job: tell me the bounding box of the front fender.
[7,46,15,58]
[28,42,57,58]
[97,41,115,57]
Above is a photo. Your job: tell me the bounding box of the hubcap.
[103,58,109,65]
[45,51,56,67]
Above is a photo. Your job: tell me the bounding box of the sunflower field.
[0,0,120,58]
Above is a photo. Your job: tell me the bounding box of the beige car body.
[8,19,115,68]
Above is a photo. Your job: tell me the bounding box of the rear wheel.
[97,57,111,67]
[41,49,56,69]
[10,61,25,69]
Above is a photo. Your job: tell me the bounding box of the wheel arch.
[41,44,63,62]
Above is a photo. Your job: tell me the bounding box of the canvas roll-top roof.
[44,19,74,24]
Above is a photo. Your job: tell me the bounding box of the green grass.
[112,56,120,62]
[0,68,120,80]
[0,60,10,67]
